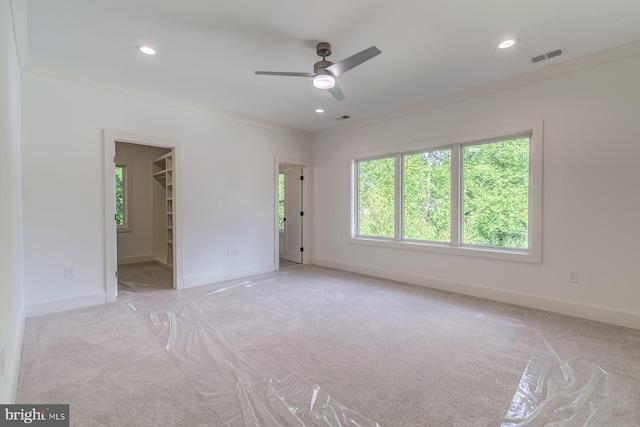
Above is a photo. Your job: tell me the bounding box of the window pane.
[358,157,395,238]
[463,138,529,248]
[115,166,124,226]
[278,174,285,231]
[403,150,451,241]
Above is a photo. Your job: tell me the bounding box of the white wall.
[115,142,170,264]
[311,52,640,329]
[0,0,24,403]
[21,72,311,316]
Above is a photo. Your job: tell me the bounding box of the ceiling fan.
[255,42,381,101]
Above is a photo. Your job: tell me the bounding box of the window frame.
[351,123,542,263]
[116,163,132,233]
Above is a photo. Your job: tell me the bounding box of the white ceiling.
[17,0,640,133]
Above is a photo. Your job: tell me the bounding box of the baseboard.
[154,261,173,271]
[183,264,275,288]
[117,255,154,265]
[2,305,25,404]
[151,257,173,270]
[311,257,640,330]
[25,292,106,318]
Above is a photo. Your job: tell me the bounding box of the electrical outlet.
[226,178,238,190]
[65,266,75,278]
[567,270,578,283]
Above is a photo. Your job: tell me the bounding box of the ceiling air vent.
[530,47,565,64]
[530,54,547,64]
[546,48,563,59]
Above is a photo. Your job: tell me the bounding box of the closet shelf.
[153,152,174,268]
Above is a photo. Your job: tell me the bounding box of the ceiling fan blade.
[325,46,381,77]
[255,71,315,77]
[328,83,345,102]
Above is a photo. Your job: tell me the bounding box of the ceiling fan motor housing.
[315,42,334,74]
[314,59,333,73]
[316,42,332,58]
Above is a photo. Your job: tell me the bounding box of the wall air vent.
[530,47,565,64]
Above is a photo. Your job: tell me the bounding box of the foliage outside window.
[353,130,540,262]
[278,173,285,232]
[115,165,127,228]
[463,139,529,248]
[358,157,395,238]
[403,149,451,242]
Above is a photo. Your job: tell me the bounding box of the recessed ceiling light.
[137,45,156,55]
[315,108,325,113]
[498,39,517,49]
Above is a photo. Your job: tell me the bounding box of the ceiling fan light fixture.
[313,71,335,89]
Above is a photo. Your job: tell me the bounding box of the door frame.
[274,157,310,270]
[104,130,183,302]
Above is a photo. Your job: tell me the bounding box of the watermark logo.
[0,405,68,426]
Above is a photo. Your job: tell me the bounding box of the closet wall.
[115,142,171,264]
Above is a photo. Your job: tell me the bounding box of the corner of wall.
[1,307,26,403]
[0,0,26,404]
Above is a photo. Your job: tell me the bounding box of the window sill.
[349,236,541,264]
[117,226,132,234]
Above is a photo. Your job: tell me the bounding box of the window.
[403,149,451,242]
[115,165,129,231]
[352,127,542,263]
[462,138,529,248]
[357,157,395,238]
[278,173,285,232]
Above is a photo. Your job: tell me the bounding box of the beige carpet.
[117,262,173,291]
[16,266,640,426]
[278,258,301,269]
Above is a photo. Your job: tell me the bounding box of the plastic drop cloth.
[119,271,614,427]
[120,281,380,427]
[501,338,610,427]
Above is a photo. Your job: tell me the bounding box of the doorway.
[276,161,307,270]
[115,142,173,292]
[104,130,182,302]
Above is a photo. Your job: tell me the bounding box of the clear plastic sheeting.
[118,280,156,292]
[120,283,380,427]
[502,338,611,427]
[19,265,638,425]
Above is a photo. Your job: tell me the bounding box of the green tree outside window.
[115,166,125,226]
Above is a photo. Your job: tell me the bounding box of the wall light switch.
[567,270,578,283]
[65,266,75,278]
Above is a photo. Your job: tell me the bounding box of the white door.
[284,167,303,263]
